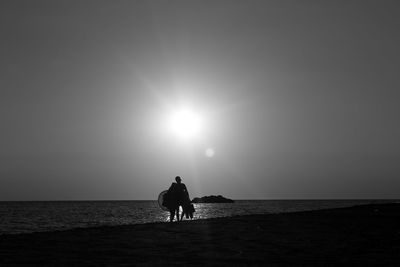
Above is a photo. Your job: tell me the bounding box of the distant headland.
[191,195,234,203]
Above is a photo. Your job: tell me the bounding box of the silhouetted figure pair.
[163,176,194,222]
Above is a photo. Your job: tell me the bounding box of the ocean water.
[0,199,395,235]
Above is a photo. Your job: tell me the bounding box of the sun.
[167,108,203,140]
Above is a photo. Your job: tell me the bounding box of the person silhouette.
[180,196,195,221]
[166,176,189,222]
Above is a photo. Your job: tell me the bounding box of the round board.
[158,190,169,211]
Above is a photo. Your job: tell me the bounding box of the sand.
[1,203,400,266]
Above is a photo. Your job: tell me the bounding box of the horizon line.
[0,198,399,202]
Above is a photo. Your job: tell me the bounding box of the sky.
[1,0,400,200]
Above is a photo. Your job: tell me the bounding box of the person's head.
[175,176,181,183]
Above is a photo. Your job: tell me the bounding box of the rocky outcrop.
[191,195,234,203]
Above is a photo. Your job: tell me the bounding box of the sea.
[0,199,397,235]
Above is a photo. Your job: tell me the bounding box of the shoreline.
[1,200,396,236]
[1,203,400,265]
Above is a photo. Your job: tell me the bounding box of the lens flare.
[205,148,215,157]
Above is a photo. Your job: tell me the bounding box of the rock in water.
[191,195,234,203]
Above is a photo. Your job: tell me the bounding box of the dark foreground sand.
[1,203,400,266]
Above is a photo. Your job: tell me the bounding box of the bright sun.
[167,108,203,140]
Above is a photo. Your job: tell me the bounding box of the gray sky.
[1,0,400,200]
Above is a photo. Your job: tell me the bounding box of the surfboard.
[158,190,169,211]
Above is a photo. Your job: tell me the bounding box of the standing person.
[166,176,189,222]
[180,195,195,221]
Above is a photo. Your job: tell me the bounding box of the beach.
[1,203,399,266]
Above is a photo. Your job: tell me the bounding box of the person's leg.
[176,207,180,221]
[169,210,175,222]
[185,209,189,219]
[181,206,185,221]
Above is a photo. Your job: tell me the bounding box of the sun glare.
[167,108,203,140]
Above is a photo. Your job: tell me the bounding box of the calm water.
[0,199,396,235]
